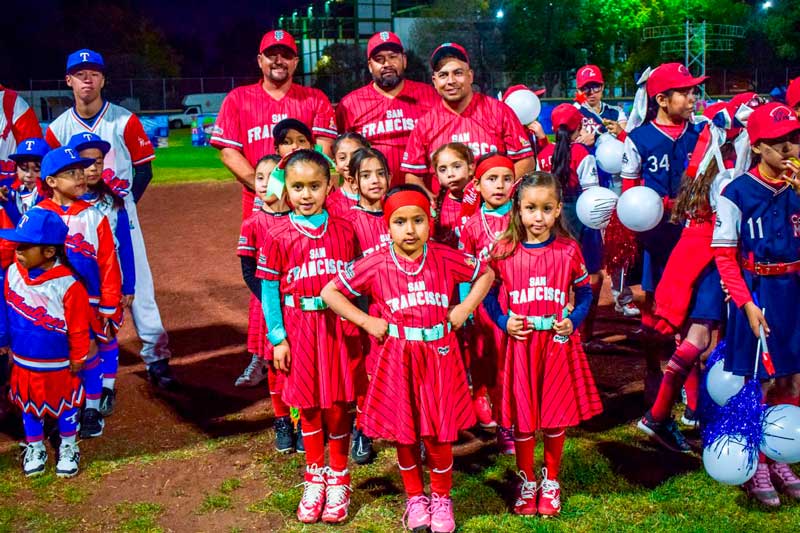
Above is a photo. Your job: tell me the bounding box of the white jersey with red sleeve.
[45,102,155,198]
[210,82,337,165]
[0,87,45,183]
[336,80,439,187]
[401,93,533,190]
[342,206,391,257]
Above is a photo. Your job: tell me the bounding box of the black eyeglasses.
[580,84,603,94]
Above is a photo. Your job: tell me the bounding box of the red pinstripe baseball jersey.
[325,188,358,219]
[336,80,439,187]
[491,236,589,318]
[256,216,355,297]
[210,83,337,213]
[435,194,468,249]
[237,209,290,259]
[334,242,483,329]
[459,208,510,261]
[342,206,391,257]
[401,93,533,190]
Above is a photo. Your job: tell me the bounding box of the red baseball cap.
[502,84,545,100]
[576,65,604,89]
[430,42,470,70]
[551,103,583,132]
[747,102,800,145]
[367,31,404,58]
[259,30,297,55]
[646,63,708,97]
[787,77,800,109]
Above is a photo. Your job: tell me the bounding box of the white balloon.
[703,434,758,485]
[595,133,615,146]
[576,186,619,230]
[504,89,541,125]
[616,186,664,232]
[706,357,745,406]
[595,137,625,174]
[761,404,800,463]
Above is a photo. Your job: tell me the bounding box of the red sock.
[324,403,352,471]
[267,367,290,417]
[514,430,536,479]
[543,429,566,479]
[424,438,453,497]
[396,443,424,497]
[683,363,700,411]
[300,408,325,467]
[355,394,366,429]
[650,340,703,421]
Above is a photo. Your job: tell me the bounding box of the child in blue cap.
[67,132,134,416]
[0,208,92,478]
[5,137,50,224]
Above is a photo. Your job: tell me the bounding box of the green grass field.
[151,129,230,184]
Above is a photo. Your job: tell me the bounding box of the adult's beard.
[374,71,403,90]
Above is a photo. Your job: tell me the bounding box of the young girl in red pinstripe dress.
[483,172,602,517]
[322,184,494,533]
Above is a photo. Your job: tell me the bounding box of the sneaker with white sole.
[20,442,47,477]
[322,468,352,523]
[55,442,80,478]
[234,354,267,387]
[538,468,561,517]
[615,301,641,317]
[429,493,456,533]
[637,411,691,453]
[296,464,326,523]
[79,408,104,438]
[743,462,780,507]
[680,407,699,429]
[513,471,537,515]
[402,495,431,532]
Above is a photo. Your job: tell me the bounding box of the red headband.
[383,190,431,225]
[475,154,514,181]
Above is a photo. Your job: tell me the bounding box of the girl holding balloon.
[711,102,800,506]
[537,104,605,348]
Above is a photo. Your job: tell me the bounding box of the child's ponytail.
[552,125,573,192]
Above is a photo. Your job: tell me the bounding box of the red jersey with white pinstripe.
[536,142,599,199]
[402,93,532,189]
[342,206,391,257]
[492,236,589,317]
[460,208,510,261]
[325,188,358,219]
[435,194,468,249]
[45,101,155,198]
[336,80,439,187]
[0,87,43,183]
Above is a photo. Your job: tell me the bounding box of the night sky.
[1,0,297,85]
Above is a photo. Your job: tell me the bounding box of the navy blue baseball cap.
[0,208,69,245]
[41,147,94,179]
[67,132,111,156]
[9,138,51,162]
[66,49,105,74]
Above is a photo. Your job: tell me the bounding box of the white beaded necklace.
[389,243,427,276]
[480,207,504,243]
[289,213,329,240]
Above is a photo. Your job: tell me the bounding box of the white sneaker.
[21,442,47,477]
[234,354,267,387]
[56,441,80,478]
[615,301,641,317]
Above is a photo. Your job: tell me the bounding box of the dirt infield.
[0,181,651,532]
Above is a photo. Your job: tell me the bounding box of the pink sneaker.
[497,426,515,455]
[296,464,326,523]
[538,468,561,517]
[428,493,455,533]
[473,395,496,428]
[743,462,780,507]
[769,462,800,500]
[513,471,537,516]
[402,495,430,531]
[321,468,351,523]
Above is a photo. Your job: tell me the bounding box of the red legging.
[267,366,290,417]
[300,403,352,471]
[396,438,454,497]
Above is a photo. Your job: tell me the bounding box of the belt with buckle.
[741,258,800,276]
[283,294,328,311]
[386,322,451,341]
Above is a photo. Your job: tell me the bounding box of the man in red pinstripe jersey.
[211,30,338,217]
[336,32,439,188]
[402,43,535,197]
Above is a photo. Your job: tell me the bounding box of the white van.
[168,92,226,128]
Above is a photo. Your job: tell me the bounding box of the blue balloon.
[703,434,758,485]
[761,404,800,463]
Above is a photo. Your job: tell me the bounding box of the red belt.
[741,258,800,276]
